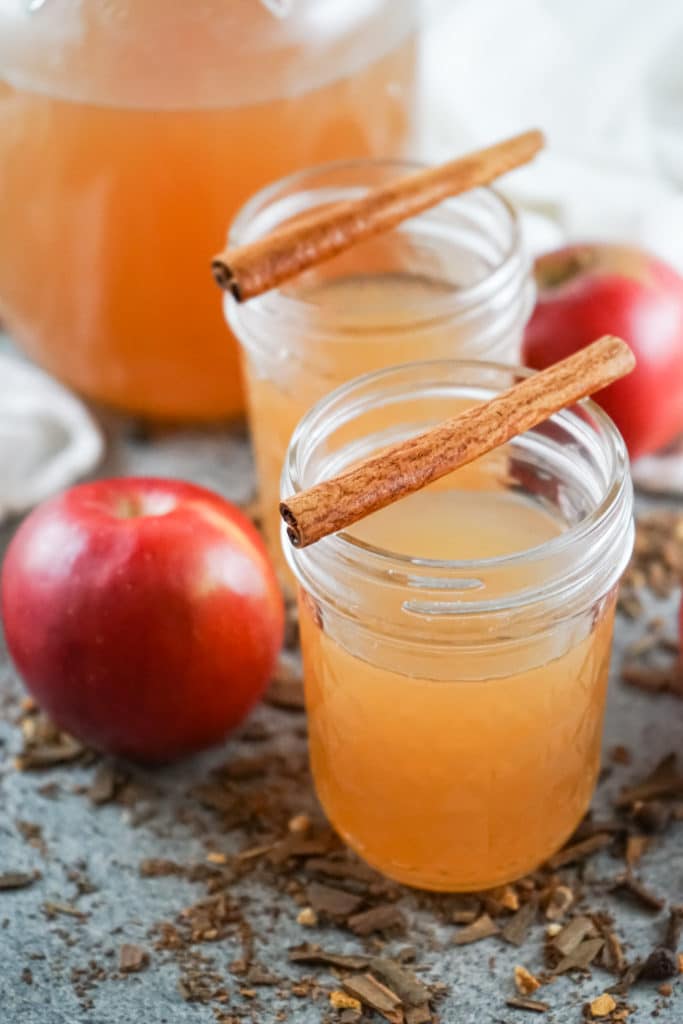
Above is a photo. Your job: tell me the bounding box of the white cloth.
[419,0,683,267]
[0,351,103,523]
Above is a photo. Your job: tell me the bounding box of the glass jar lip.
[227,157,526,332]
[283,357,631,580]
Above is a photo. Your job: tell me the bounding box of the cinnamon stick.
[280,336,635,549]
[212,129,544,301]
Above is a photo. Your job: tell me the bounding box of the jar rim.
[227,157,527,334]
[282,358,634,617]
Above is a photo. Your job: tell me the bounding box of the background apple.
[1,478,284,762]
[522,243,683,460]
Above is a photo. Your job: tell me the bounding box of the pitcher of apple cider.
[0,1,418,420]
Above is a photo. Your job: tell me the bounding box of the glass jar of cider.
[282,359,634,892]
[228,159,534,579]
[0,0,417,420]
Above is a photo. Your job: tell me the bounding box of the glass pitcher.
[0,0,418,420]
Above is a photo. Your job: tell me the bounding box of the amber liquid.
[299,488,615,891]
[0,40,414,420]
[247,273,486,584]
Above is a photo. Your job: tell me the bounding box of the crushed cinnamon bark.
[341,972,403,1020]
[544,885,574,921]
[450,895,481,925]
[610,873,665,913]
[553,938,605,975]
[405,1005,434,1024]
[347,904,406,936]
[619,510,683,613]
[245,965,279,986]
[368,958,432,1010]
[624,834,650,867]
[631,800,672,834]
[16,819,47,856]
[545,833,613,869]
[453,912,500,945]
[306,881,363,919]
[664,905,683,951]
[288,947,370,972]
[0,871,38,891]
[304,855,379,885]
[607,960,644,996]
[501,898,539,946]
[616,754,683,807]
[87,762,128,805]
[505,995,550,1013]
[14,711,86,771]
[139,858,184,878]
[622,663,682,697]
[42,900,88,920]
[551,917,598,959]
[592,916,626,976]
[118,944,149,973]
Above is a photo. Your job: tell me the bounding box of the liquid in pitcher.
[0,3,416,419]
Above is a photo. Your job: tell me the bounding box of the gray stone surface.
[0,407,681,1024]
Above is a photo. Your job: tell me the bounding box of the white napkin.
[0,350,103,523]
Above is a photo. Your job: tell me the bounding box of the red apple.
[523,243,683,459]
[1,478,284,762]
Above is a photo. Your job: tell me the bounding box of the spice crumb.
[206,852,228,865]
[288,813,311,834]
[330,990,362,1011]
[514,965,541,995]
[500,885,520,911]
[610,745,632,765]
[297,907,318,927]
[590,993,616,1017]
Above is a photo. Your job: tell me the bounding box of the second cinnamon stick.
[213,129,544,301]
[280,336,635,549]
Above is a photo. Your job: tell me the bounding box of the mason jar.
[282,359,634,891]
[0,0,418,420]
[227,158,535,580]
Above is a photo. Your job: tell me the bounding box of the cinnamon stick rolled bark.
[280,336,635,549]
[212,129,544,301]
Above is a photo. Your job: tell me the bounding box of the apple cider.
[283,361,634,891]
[0,1,417,420]
[228,163,534,582]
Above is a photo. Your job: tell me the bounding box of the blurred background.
[421,0,683,264]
